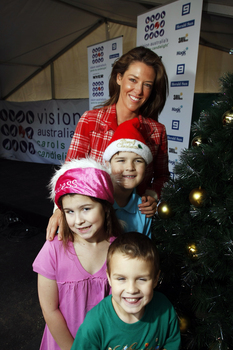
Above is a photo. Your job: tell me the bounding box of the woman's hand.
[46,208,63,241]
[138,195,157,218]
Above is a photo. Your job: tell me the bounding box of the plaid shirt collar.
[102,104,155,138]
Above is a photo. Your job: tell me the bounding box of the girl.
[47,46,169,240]
[33,158,122,350]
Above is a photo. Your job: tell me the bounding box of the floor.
[0,158,56,350]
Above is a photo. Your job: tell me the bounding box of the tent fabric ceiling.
[1,0,233,100]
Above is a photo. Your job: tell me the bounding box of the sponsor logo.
[92,80,104,97]
[112,43,117,50]
[167,135,184,142]
[92,46,104,64]
[172,106,183,113]
[169,159,178,166]
[176,20,195,30]
[169,146,178,154]
[93,74,103,79]
[0,108,79,161]
[171,81,189,87]
[178,34,188,43]
[170,171,175,180]
[176,47,188,56]
[173,93,183,100]
[182,3,191,16]
[177,64,185,75]
[109,53,120,59]
[172,120,180,130]
[144,11,166,41]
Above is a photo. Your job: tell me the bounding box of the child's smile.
[62,194,106,243]
[110,151,146,190]
[107,253,159,324]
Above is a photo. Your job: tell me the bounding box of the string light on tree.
[189,187,207,207]
[157,201,173,219]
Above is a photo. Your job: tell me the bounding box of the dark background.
[0,158,55,350]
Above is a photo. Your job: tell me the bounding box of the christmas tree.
[153,72,233,350]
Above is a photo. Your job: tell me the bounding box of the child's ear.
[153,270,161,289]
[106,270,112,287]
[105,160,110,167]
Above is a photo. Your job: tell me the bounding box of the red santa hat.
[103,117,153,164]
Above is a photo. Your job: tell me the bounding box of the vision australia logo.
[144,11,166,40]
[0,109,35,154]
[92,46,104,64]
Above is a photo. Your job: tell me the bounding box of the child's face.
[110,151,146,190]
[62,194,106,243]
[107,252,159,323]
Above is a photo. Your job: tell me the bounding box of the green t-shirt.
[71,291,181,350]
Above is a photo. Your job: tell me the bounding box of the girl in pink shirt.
[33,158,122,350]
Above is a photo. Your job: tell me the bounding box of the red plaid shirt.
[66,104,169,198]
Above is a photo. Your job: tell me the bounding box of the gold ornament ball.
[188,243,198,258]
[191,136,202,147]
[179,316,190,333]
[189,188,207,207]
[157,201,172,219]
[222,107,233,125]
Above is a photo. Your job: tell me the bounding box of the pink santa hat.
[49,158,114,209]
[103,117,153,164]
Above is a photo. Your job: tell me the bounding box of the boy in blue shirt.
[71,232,181,350]
[103,117,157,238]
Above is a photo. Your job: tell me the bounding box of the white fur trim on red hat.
[103,138,153,164]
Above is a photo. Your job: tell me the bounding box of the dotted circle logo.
[0,109,36,155]
[144,11,166,40]
[92,46,104,64]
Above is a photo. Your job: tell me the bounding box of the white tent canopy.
[1,0,233,102]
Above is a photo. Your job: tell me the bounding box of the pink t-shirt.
[33,236,114,350]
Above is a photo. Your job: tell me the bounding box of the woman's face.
[116,61,155,117]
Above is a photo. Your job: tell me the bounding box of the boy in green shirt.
[71,232,181,350]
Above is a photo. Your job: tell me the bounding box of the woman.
[47,46,170,240]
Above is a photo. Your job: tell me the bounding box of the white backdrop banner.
[0,99,89,164]
[88,36,123,110]
[137,0,203,177]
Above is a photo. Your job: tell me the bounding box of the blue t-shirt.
[113,189,152,238]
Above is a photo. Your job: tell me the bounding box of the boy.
[71,232,181,350]
[103,117,156,238]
